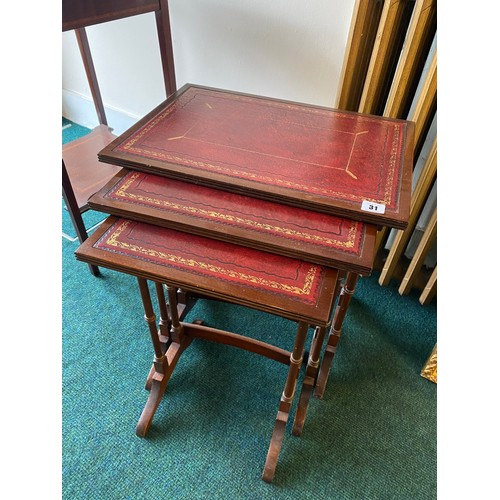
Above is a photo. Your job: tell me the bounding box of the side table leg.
[145,282,171,391]
[262,321,309,483]
[292,273,342,435]
[314,272,359,399]
[155,282,172,344]
[135,279,191,437]
[136,341,190,437]
[291,326,327,436]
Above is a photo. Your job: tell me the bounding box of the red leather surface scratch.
[114,87,407,209]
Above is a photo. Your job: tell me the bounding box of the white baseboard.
[62,89,139,136]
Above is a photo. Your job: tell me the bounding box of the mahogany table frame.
[73,83,414,483]
[76,216,346,482]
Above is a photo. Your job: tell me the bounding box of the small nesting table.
[76,216,340,482]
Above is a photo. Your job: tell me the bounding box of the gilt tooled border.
[114,88,403,207]
[108,172,360,251]
[97,219,323,301]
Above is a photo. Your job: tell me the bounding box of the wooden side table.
[73,84,414,482]
[76,216,340,482]
[87,168,378,443]
[98,84,414,229]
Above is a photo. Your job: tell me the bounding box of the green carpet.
[62,120,437,499]
[62,117,93,144]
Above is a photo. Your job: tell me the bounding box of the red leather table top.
[75,217,339,325]
[99,84,413,229]
[90,170,377,275]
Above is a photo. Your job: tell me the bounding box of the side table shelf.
[62,125,122,211]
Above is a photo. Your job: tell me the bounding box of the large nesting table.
[74,84,413,482]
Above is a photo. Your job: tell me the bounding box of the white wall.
[62,0,355,135]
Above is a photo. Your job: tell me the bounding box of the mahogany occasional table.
[98,84,413,229]
[74,84,413,482]
[76,216,341,482]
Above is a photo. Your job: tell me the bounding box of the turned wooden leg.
[314,272,359,399]
[145,282,172,391]
[262,321,309,483]
[291,326,327,436]
[136,341,190,437]
[155,282,171,343]
[135,280,191,437]
[292,274,342,435]
[177,288,189,316]
[166,285,183,342]
[137,278,166,365]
